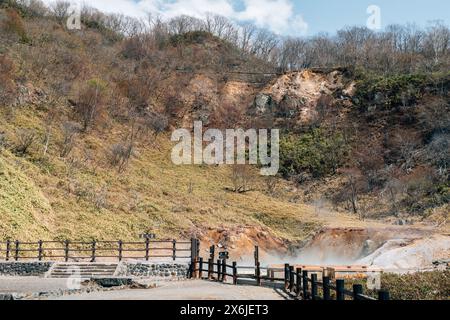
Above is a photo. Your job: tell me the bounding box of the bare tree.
[230,164,254,193]
[60,121,81,158]
[423,21,450,69]
[265,175,279,196]
[338,168,364,219]
[145,113,168,137]
[108,142,133,173]
[238,22,257,53]
[277,38,308,70]
[74,79,107,132]
[383,166,403,216]
[0,54,16,106]
[168,15,203,35]
[16,0,48,18]
[251,29,279,61]
[425,133,450,177]
[14,128,37,155]
[50,0,71,23]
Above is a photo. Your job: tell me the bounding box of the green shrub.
[354,72,450,110]
[279,129,348,179]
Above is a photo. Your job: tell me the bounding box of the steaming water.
[243,229,450,272]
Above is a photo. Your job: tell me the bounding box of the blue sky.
[296,0,450,35]
[42,0,449,36]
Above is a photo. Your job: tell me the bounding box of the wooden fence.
[189,245,390,301]
[0,239,199,262]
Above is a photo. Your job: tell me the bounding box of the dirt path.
[44,280,288,300]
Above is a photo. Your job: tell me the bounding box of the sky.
[41,0,450,36]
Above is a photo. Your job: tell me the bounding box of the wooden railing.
[0,239,198,262]
[281,264,390,300]
[189,259,390,301]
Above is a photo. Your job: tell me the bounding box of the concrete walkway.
[45,280,288,300]
[0,277,71,293]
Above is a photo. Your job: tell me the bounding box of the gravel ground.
[44,280,288,300]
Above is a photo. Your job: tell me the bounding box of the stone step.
[47,263,119,278]
[51,271,115,274]
[52,272,113,276]
[49,274,115,278]
[49,275,99,279]
[52,269,116,272]
[52,267,117,270]
[52,266,117,269]
[53,264,118,267]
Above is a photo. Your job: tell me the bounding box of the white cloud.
[40,0,308,35]
[154,0,236,19]
[237,0,307,35]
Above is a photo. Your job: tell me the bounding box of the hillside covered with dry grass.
[0,2,324,245]
[0,0,448,248]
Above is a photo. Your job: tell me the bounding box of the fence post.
[118,240,123,262]
[256,262,261,286]
[64,240,69,262]
[196,239,200,259]
[6,240,10,261]
[284,264,290,290]
[190,238,196,263]
[188,261,193,279]
[311,274,318,300]
[289,266,295,292]
[38,240,43,261]
[254,246,259,267]
[232,262,237,285]
[323,276,331,300]
[302,270,309,299]
[198,257,203,279]
[296,268,302,297]
[222,259,227,282]
[144,238,150,261]
[192,260,197,279]
[336,279,345,301]
[172,239,177,261]
[91,240,96,262]
[209,245,215,261]
[353,284,363,300]
[190,238,198,278]
[217,259,221,281]
[144,238,151,261]
[378,291,390,300]
[14,240,19,261]
[208,258,213,279]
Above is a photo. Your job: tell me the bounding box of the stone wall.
[0,262,53,276]
[0,261,189,279]
[116,262,189,279]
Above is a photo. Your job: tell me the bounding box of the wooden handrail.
[1,239,195,262]
[190,260,390,301]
